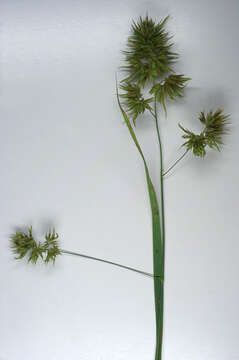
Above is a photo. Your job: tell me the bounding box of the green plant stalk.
[163,149,189,176]
[117,84,164,360]
[153,97,165,360]
[61,249,163,278]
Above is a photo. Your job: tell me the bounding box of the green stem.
[154,99,165,241]
[61,249,164,279]
[162,149,189,176]
[116,81,163,360]
[152,97,165,360]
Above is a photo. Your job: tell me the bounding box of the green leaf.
[116,80,164,359]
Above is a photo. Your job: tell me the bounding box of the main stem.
[153,98,165,360]
[116,86,164,360]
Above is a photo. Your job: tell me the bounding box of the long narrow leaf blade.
[116,82,164,360]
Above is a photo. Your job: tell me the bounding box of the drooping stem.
[162,149,189,176]
[61,249,163,279]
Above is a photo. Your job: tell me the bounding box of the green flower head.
[10,226,61,264]
[179,109,230,157]
[120,82,153,125]
[122,15,177,86]
[150,74,190,113]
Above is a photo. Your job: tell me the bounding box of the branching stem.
[61,249,164,279]
[162,149,189,176]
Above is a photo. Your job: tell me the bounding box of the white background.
[1,1,239,359]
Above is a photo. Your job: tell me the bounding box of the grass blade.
[116,82,164,360]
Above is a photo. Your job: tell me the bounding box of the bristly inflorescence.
[10,226,61,264]
[179,109,230,157]
[122,15,177,86]
[150,74,190,113]
[120,82,153,125]
[119,15,190,125]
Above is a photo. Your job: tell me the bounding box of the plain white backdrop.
[1,1,239,359]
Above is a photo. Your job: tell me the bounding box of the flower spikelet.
[122,16,178,86]
[10,227,61,264]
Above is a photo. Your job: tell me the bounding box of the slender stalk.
[152,97,165,360]
[60,249,163,279]
[116,82,163,360]
[162,149,189,176]
[153,99,165,241]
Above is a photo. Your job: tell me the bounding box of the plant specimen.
[10,15,230,360]
[10,227,61,264]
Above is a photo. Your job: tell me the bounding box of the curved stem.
[60,249,164,279]
[162,149,189,177]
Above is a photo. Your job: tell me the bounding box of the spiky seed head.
[179,109,230,157]
[122,15,178,86]
[120,82,153,125]
[10,227,61,264]
[150,74,190,113]
[200,108,230,149]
